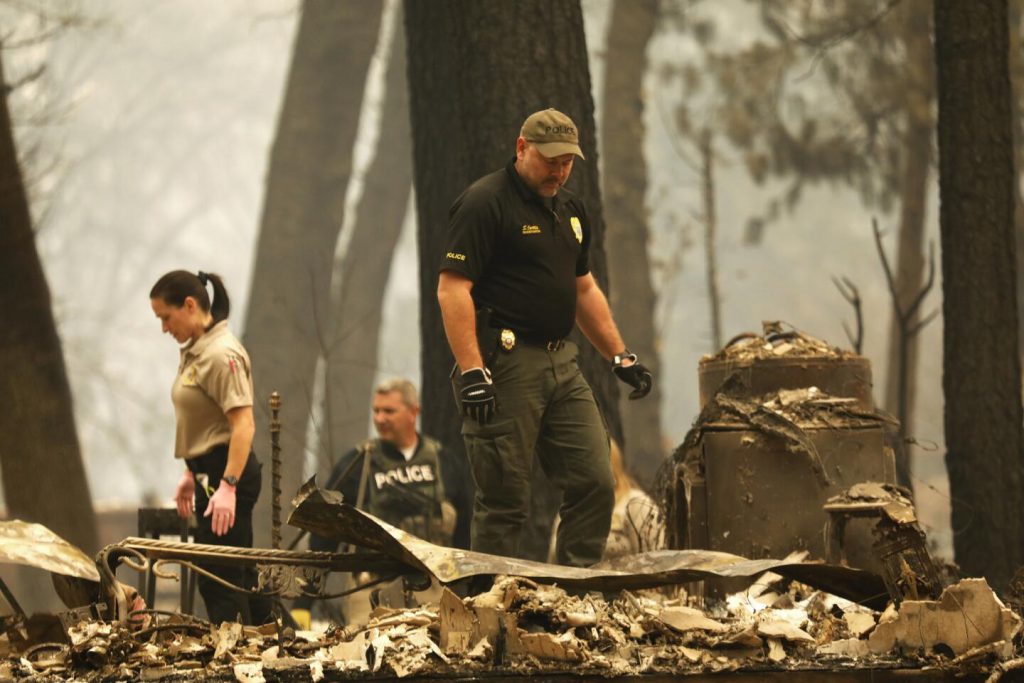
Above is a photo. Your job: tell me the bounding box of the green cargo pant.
[452,340,614,567]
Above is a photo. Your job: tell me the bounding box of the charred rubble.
[1,324,1022,681]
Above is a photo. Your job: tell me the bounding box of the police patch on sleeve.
[570,216,583,243]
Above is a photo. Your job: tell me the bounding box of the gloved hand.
[613,352,654,400]
[204,479,237,536]
[174,470,195,519]
[290,608,312,631]
[460,367,497,424]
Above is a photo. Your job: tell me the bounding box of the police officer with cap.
[437,108,653,569]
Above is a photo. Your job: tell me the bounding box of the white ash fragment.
[868,578,1021,657]
[843,611,876,638]
[232,661,264,683]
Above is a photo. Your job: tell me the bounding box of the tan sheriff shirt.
[172,320,253,459]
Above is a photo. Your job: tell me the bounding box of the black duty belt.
[495,327,564,353]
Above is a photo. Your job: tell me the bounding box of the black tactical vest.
[358,437,444,535]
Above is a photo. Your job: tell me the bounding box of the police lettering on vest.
[373,464,436,490]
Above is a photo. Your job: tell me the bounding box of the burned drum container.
[666,325,896,577]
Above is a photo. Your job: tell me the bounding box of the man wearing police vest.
[291,378,469,627]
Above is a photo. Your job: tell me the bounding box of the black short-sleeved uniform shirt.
[440,159,591,341]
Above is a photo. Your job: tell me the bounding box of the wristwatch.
[223,475,239,487]
[613,350,637,366]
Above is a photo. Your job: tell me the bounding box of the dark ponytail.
[200,271,231,324]
[150,270,231,324]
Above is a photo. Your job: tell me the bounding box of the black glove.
[613,352,653,400]
[460,368,497,423]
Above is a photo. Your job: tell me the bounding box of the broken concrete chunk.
[233,661,265,683]
[561,606,599,627]
[843,611,876,638]
[214,622,243,661]
[328,632,370,669]
[720,624,762,649]
[465,636,491,661]
[766,638,787,662]
[761,607,809,630]
[819,638,871,658]
[658,606,728,633]
[471,605,520,654]
[438,587,474,654]
[680,646,703,663]
[868,578,1021,656]
[368,631,393,673]
[406,627,448,663]
[757,620,815,643]
[518,631,581,662]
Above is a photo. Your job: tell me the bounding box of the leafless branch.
[762,0,905,85]
[1,63,42,97]
[904,240,937,322]
[871,217,937,467]
[831,275,863,353]
[765,0,903,53]
[872,217,899,305]
[907,307,940,337]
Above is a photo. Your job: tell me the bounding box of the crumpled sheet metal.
[288,481,887,606]
[0,520,99,582]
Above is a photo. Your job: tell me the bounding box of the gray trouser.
[453,341,614,567]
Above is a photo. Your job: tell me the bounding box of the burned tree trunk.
[321,7,412,472]
[243,0,382,544]
[700,130,722,354]
[1009,0,1024,363]
[406,0,622,561]
[601,0,664,489]
[882,1,935,488]
[934,0,1024,592]
[0,50,98,554]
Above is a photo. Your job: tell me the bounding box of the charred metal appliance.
[671,324,897,578]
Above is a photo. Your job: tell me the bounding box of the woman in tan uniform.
[150,270,271,625]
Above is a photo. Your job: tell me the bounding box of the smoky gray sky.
[7,0,950,553]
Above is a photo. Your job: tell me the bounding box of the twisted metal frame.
[270,391,282,550]
[95,537,409,623]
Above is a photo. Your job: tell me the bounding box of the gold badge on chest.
[570,216,583,243]
[500,328,516,352]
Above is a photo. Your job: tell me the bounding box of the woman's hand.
[174,470,195,519]
[204,479,237,536]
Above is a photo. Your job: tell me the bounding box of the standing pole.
[270,391,282,550]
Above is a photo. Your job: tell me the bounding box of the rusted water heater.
[674,326,896,574]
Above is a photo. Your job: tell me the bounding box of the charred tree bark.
[1009,1,1024,363]
[934,0,1024,592]
[601,0,664,490]
[700,130,722,354]
[321,6,412,474]
[882,0,935,489]
[243,0,382,545]
[406,0,622,561]
[0,50,98,554]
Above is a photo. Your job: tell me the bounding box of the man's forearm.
[438,278,484,372]
[576,283,627,361]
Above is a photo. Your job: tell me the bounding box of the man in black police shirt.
[437,108,653,569]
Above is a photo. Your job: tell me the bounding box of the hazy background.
[6,0,950,552]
